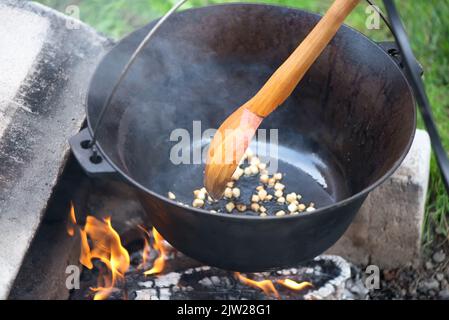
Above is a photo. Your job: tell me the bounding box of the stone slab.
[8,157,90,300]
[0,0,111,299]
[328,129,431,268]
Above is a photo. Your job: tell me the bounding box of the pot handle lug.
[69,128,117,178]
[377,41,423,77]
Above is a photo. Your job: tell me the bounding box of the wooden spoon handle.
[247,0,360,117]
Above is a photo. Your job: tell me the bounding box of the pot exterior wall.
[138,190,366,272]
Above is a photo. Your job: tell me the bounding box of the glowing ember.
[235,272,280,299]
[277,279,313,291]
[143,228,168,276]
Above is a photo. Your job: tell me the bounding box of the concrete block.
[0,0,111,299]
[8,158,89,300]
[328,129,431,268]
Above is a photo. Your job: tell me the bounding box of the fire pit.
[68,214,352,301]
[76,256,352,301]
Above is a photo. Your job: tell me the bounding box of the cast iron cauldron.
[70,4,416,272]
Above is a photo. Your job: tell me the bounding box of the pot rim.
[85,3,417,221]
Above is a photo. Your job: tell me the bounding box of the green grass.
[37,0,449,243]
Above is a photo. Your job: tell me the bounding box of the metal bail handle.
[382,0,449,194]
[88,0,188,148]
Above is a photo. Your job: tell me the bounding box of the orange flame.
[66,203,77,236]
[235,272,280,299]
[137,225,152,270]
[277,279,313,291]
[235,273,313,299]
[79,228,93,269]
[143,228,167,276]
[79,216,130,300]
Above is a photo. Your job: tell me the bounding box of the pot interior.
[88,4,415,209]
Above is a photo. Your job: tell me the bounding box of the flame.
[79,216,130,300]
[235,273,313,299]
[137,225,152,270]
[68,204,312,300]
[143,228,167,276]
[79,228,93,269]
[68,203,171,299]
[235,272,280,299]
[277,279,313,291]
[66,203,77,236]
[91,268,114,300]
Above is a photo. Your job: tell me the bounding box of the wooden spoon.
[205,0,360,199]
